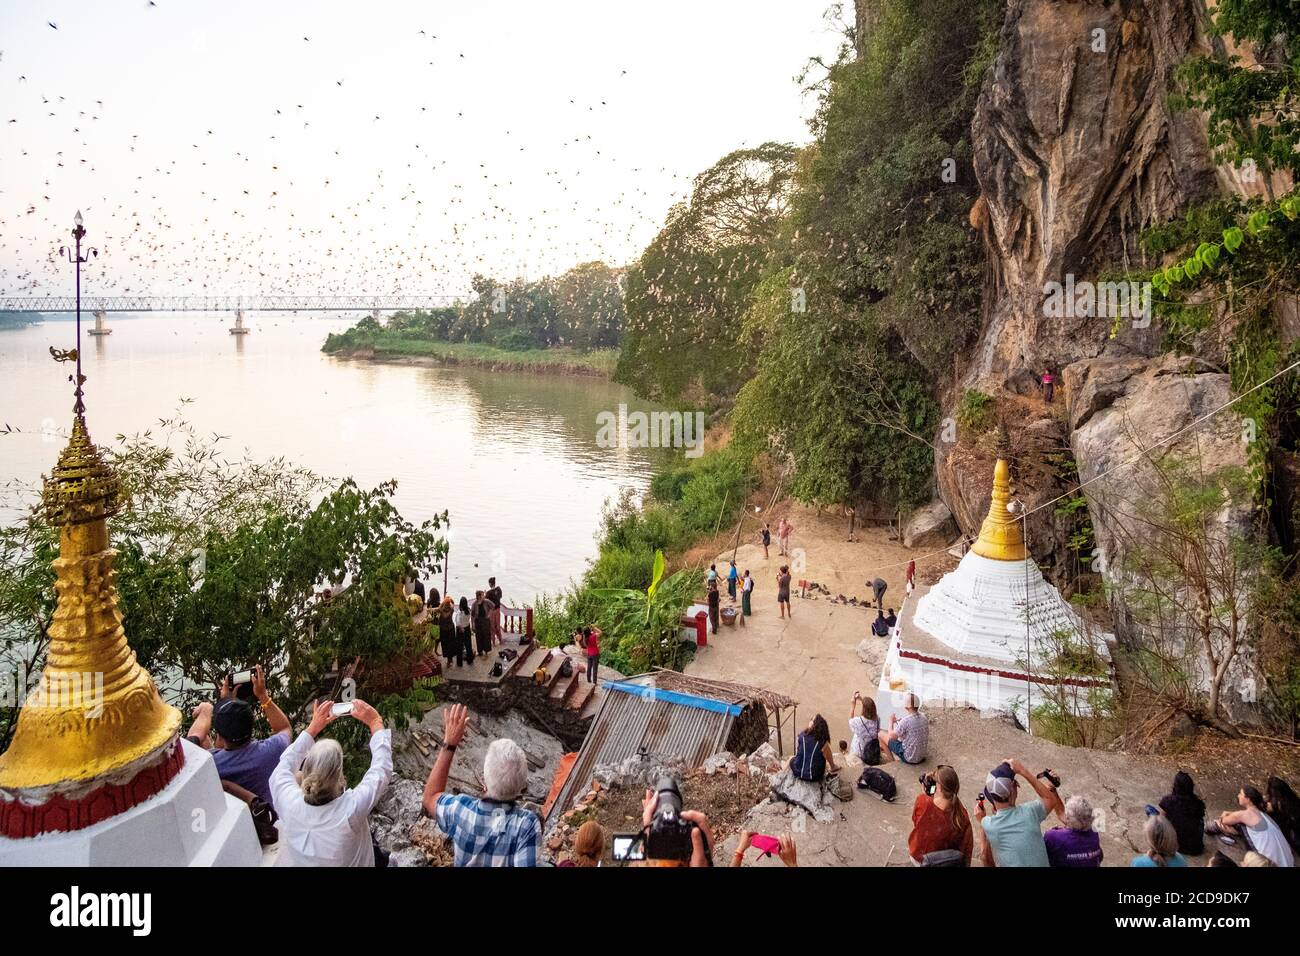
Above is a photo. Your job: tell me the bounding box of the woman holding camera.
[271,698,392,867]
[908,765,973,866]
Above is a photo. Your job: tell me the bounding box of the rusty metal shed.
[544,670,793,828]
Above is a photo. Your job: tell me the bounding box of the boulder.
[769,768,835,823]
[902,500,958,549]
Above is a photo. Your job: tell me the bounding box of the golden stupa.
[0,352,180,791]
[970,458,1027,562]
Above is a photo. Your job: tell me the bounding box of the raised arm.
[186,701,214,748]
[252,664,291,737]
[1010,759,1065,820]
[343,700,391,821]
[421,703,469,815]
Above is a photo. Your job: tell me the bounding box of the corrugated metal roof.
[544,675,740,829]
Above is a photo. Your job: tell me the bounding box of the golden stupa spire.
[0,239,179,791]
[971,458,1027,562]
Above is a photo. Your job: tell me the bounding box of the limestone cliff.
[936,0,1293,726]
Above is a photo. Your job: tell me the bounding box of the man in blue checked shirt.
[421,703,541,867]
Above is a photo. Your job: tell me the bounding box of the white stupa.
[878,459,1112,725]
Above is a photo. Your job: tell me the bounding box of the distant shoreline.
[324,342,615,378]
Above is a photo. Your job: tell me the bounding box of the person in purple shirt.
[186,665,292,806]
[1045,795,1103,867]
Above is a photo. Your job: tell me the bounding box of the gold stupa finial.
[971,458,1027,561]
[0,223,179,793]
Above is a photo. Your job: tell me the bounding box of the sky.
[0,0,845,300]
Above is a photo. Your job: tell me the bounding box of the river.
[0,313,671,603]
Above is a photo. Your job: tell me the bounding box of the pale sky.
[0,0,844,300]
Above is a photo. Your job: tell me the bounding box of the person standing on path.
[1040,367,1055,404]
[778,518,793,557]
[707,579,721,635]
[760,523,771,560]
[776,565,792,619]
[436,597,460,668]
[846,506,856,543]
[578,626,601,686]
[906,559,916,591]
[454,596,474,665]
[741,570,753,617]
[487,577,504,646]
[871,576,888,610]
[472,590,492,656]
[727,561,739,604]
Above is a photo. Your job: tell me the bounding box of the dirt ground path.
[685,500,1295,867]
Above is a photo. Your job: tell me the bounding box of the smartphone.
[611,833,645,862]
[231,669,254,685]
[331,701,354,717]
[751,834,781,856]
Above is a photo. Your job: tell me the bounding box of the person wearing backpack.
[789,714,835,783]
[848,692,882,765]
[909,766,973,866]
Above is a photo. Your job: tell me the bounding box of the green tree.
[617,143,798,400]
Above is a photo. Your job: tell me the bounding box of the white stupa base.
[911,550,1108,665]
[0,738,261,867]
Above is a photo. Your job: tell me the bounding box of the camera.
[1036,768,1061,789]
[644,775,701,863]
[920,772,937,797]
[227,668,256,702]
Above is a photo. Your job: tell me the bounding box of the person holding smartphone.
[185,664,291,805]
[271,697,391,867]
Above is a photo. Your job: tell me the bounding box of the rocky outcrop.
[969,0,1219,391]
[902,500,959,549]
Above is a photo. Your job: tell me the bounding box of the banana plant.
[589,550,702,670]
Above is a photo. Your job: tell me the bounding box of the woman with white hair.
[1044,794,1103,867]
[271,698,392,867]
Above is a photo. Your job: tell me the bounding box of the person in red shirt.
[578,626,601,686]
[908,765,973,866]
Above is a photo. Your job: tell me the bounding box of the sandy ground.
[686,500,1293,867]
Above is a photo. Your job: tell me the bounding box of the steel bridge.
[0,295,462,313]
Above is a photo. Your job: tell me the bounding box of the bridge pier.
[87,309,112,337]
[229,309,250,335]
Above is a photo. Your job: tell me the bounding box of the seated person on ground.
[1131,815,1187,868]
[1044,795,1103,867]
[186,665,291,806]
[848,692,881,765]
[909,766,973,866]
[790,715,836,783]
[422,703,542,867]
[974,758,1065,868]
[1265,775,1300,855]
[1206,785,1294,867]
[1158,770,1205,856]
[878,693,928,765]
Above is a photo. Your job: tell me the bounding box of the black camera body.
[644,775,698,863]
[1036,768,1061,789]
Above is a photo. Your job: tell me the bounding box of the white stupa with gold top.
[0,266,260,865]
[877,459,1112,724]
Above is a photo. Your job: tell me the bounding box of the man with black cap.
[973,757,1065,867]
[186,665,293,806]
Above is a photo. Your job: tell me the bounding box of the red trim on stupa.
[0,739,185,839]
[897,647,1110,689]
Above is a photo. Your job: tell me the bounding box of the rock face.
[902,500,959,549]
[969,0,1218,391]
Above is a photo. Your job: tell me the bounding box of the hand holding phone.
[330,701,354,717]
